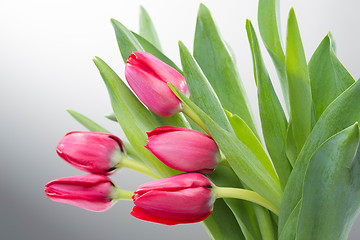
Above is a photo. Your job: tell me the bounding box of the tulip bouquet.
[45,0,360,239]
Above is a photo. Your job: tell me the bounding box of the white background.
[1,0,359,239]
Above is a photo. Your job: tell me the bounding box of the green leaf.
[285,8,312,152]
[258,0,289,112]
[210,165,262,240]
[225,110,278,185]
[132,32,182,73]
[93,57,179,177]
[105,113,117,122]
[111,19,144,62]
[179,41,233,133]
[279,79,360,233]
[66,109,139,160]
[139,6,162,51]
[193,4,258,136]
[169,83,282,208]
[279,200,301,239]
[309,33,355,120]
[296,123,360,240]
[285,119,297,167]
[253,205,276,240]
[246,20,292,189]
[67,109,111,133]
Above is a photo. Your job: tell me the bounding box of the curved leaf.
[139,6,162,51]
[309,33,355,120]
[179,41,233,133]
[285,8,312,152]
[111,19,144,62]
[246,20,291,189]
[194,4,258,136]
[226,110,278,184]
[258,0,289,112]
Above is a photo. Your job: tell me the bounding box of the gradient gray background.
[1,0,359,239]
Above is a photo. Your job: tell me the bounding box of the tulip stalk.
[111,188,134,201]
[121,157,160,180]
[181,103,210,135]
[213,186,279,215]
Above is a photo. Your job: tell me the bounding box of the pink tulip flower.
[125,51,189,117]
[131,173,215,225]
[44,174,116,212]
[145,127,220,173]
[56,131,125,175]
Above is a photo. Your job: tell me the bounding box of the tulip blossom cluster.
[45,3,360,239]
[46,50,278,227]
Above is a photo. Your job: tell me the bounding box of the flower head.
[56,131,125,175]
[145,127,220,173]
[125,51,189,117]
[44,174,116,212]
[131,173,215,225]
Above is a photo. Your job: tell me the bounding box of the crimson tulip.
[131,173,215,225]
[125,51,189,117]
[145,127,220,173]
[44,174,116,212]
[56,131,125,175]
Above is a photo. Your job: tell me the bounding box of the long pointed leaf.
[226,110,278,184]
[258,0,289,112]
[139,6,162,51]
[111,19,144,62]
[285,8,312,152]
[194,4,258,136]
[246,20,291,189]
[309,33,355,120]
[179,41,233,133]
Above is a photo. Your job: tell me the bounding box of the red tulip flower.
[56,131,125,175]
[131,173,215,225]
[125,51,189,117]
[44,174,116,212]
[145,127,220,173]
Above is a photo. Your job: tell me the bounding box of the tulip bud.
[125,51,189,117]
[131,173,215,225]
[145,127,220,174]
[44,174,117,212]
[56,131,125,175]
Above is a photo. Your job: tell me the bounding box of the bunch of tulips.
[45,2,360,239]
[45,51,278,225]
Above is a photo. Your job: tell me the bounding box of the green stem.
[213,186,279,215]
[112,188,133,200]
[181,104,210,135]
[122,157,160,180]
